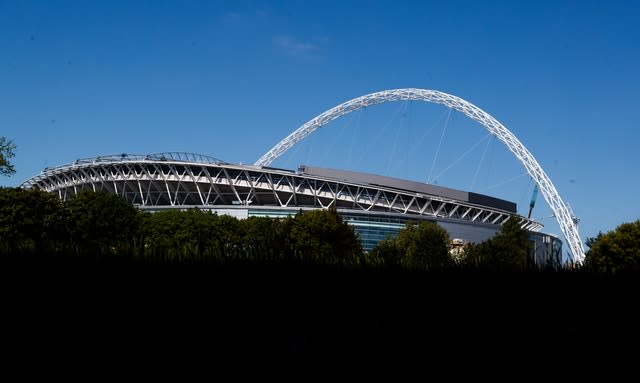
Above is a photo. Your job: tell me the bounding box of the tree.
[141,209,248,261]
[369,220,453,270]
[369,236,401,267]
[395,221,453,270]
[65,189,139,255]
[289,208,363,264]
[144,209,199,259]
[0,137,16,176]
[241,216,290,261]
[212,213,244,258]
[0,187,67,255]
[584,220,640,273]
[585,232,604,250]
[141,209,210,260]
[463,215,532,271]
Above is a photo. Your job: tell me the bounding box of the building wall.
[243,207,562,265]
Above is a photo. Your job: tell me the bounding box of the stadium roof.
[297,165,516,213]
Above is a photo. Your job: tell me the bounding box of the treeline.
[0,187,527,269]
[2,187,638,272]
[0,187,365,266]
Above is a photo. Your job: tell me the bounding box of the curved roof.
[21,153,543,232]
[297,165,516,213]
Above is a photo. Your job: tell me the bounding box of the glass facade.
[342,215,407,252]
[245,207,562,265]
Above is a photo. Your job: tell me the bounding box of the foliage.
[396,221,453,270]
[65,189,140,255]
[241,216,292,262]
[369,220,453,270]
[463,215,532,271]
[141,207,362,265]
[7,186,622,275]
[0,187,66,254]
[584,220,640,273]
[0,186,365,265]
[142,209,231,261]
[0,137,16,176]
[369,237,401,267]
[289,208,363,264]
[585,232,604,249]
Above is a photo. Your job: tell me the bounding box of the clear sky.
[2,0,639,256]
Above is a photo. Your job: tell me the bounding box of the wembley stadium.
[21,88,585,264]
[21,151,562,265]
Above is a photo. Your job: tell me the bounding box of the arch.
[254,88,585,264]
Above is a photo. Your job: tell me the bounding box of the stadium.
[21,89,584,265]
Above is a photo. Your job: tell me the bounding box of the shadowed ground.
[1,256,637,379]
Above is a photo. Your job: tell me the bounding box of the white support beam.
[254,88,585,263]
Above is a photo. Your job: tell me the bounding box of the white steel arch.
[255,88,585,264]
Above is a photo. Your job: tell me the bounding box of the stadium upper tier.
[21,152,543,232]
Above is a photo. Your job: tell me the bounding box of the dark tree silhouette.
[65,189,139,255]
[0,137,16,176]
[369,236,401,267]
[289,208,363,264]
[395,221,453,270]
[0,187,66,254]
[369,220,453,270]
[463,215,532,271]
[584,220,640,273]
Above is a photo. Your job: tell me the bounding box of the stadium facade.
[22,152,563,266]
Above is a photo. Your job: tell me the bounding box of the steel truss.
[255,88,585,264]
[22,154,541,231]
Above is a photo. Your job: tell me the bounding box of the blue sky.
[2,0,639,255]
